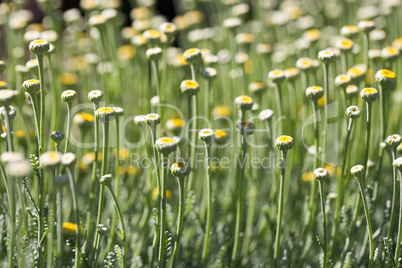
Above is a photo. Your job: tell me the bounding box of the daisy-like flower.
[180,80,199,96]
[259,109,274,122]
[0,106,16,120]
[318,50,335,64]
[131,34,147,47]
[368,49,381,61]
[96,224,108,235]
[51,130,64,145]
[223,17,241,30]
[381,46,399,62]
[146,47,163,61]
[284,68,300,82]
[143,29,161,44]
[346,85,359,98]
[335,74,352,89]
[201,67,217,80]
[234,52,249,64]
[350,164,365,179]
[276,135,294,151]
[375,69,396,91]
[0,89,16,107]
[171,161,191,179]
[155,137,177,155]
[296,57,313,71]
[236,121,255,136]
[248,82,266,95]
[41,151,62,168]
[29,39,50,55]
[62,222,82,235]
[6,159,32,177]
[347,65,366,83]
[204,54,219,66]
[213,105,231,117]
[392,37,402,52]
[314,168,329,181]
[360,87,378,103]
[146,113,161,127]
[96,107,115,123]
[183,48,202,64]
[26,59,38,73]
[358,20,375,33]
[99,174,112,186]
[236,33,254,46]
[306,86,324,101]
[340,25,359,38]
[74,113,94,129]
[0,152,23,164]
[235,95,254,110]
[133,115,146,125]
[268,69,285,84]
[88,15,106,27]
[199,129,214,143]
[304,29,321,43]
[386,134,402,149]
[22,79,40,95]
[114,107,124,116]
[61,90,77,103]
[336,38,354,53]
[160,22,177,38]
[394,157,402,171]
[256,43,273,56]
[370,29,386,42]
[61,152,77,168]
[166,118,184,135]
[150,96,160,106]
[346,106,361,119]
[214,129,228,145]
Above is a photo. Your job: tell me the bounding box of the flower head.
[284,68,300,82]
[304,29,321,43]
[381,47,399,62]
[160,22,177,38]
[88,15,106,27]
[375,69,396,91]
[0,89,16,107]
[368,49,381,61]
[235,95,254,110]
[180,80,199,96]
[347,65,366,83]
[41,151,62,168]
[1,152,23,164]
[201,67,217,80]
[166,118,184,135]
[358,20,375,33]
[6,159,32,177]
[61,90,77,103]
[341,25,359,38]
[360,87,378,103]
[346,85,359,98]
[259,109,274,122]
[96,107,115,123]
[146,47,163,61]
[199,128,214,143]
[88,90,103,104]
[214,129,228,145]
[134,115,147,125]
[61,153,77,168]
[386,134,402,149]
[62,222,82,235]
[145,113,161,127]
[268,69,285,84]
[236,121,255,136]
[314,168,329,181]
[96,224,108,235]
[296,57,313,71]
[336,38,354,53]
[100,174,112,186]
[346,106,361,119]
[248,82,266,95]
[335,74,352,89]
[351,165,365,179]
[171,161,191,178]
[183,48,202,64]
[51,130,65,145]
[318,50,335,64]
[306,86,324,102]
[155,137,177,155]
[276,135,294,151]
[114,107,124,117]
[223,17,241,30]
[213,105,231,117]
[143,29,161,44]
[22,79,40,94]
[393,157,402,171]
[29,39,50,55]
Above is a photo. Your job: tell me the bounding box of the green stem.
[187,95,198,192]
[7,173,15,268]
[158,154,168,268]
[29,94,41,150]
[67,168,80,268]
[57,187,63,258]
[318,180,327,268]
[202,143,212,264]
[322,63,329,164]
[274,82,283,134]
[37,54,45,154]
[396,168,402,267]
[363,102,372,181]
[3,105,13,151]
[64,103,72,154]
[357,179,374,268]
[363,33,370,87]
[172,177,186,267]
[274,150,287,268]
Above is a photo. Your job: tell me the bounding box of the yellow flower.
[184,10,204,26]
[118,45,135,59]
[213,105,232,117]
[302,172,314,182]
[62,222,82,236]
[304,29,321,42]
[317,94,326,107]
[60,73,78,86]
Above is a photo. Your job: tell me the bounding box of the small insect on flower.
[61,153,77,168]
[360,87,378,103]
[41,151,62,168]
[357,20,376,33]
[235,95,254,110]
[259,109,274,122]
[284,68,300,82]
[29,39,50,55]
[381,47,400,62]
[393,157,402,171]
[180,80,199,96]
[318,50,335,64]
[201,67,217,80]
[386,134,402,149]
[306,86,324,101]
[146,47,163,61]
[96,107,115,123]
[336,38,354,53]
[145,113,161,127]
[166,118,184,135]
[296,57,313,71]
[351,165,365,179]
[22,79,40,95]
[236,121,255,136]
[275,135,294,151]
[0,89,16,107]
[347,65,366,83]
[183,48,202,64]
[375,69,396,91]
[346,106,361,119]
[335,74,352,89]
[51,130,65,145]
[155,137,177,155]
[171,161,191,179]
[268,69,285,84]
[61,90,77,103]
[199,129,214,143]
[314,168,329,181]
[0,151,23,164]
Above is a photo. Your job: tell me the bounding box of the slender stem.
[158,154,168,268]
[7,174,15,268]
[187,95,198,192]
[357,179,374,268]
[363,33,370,87]
[202,143,212,264]
[64,103,72,154]
[395,168,402,267]
[172,177,186,267]
[105,185,126,268]
[3,106,13,151]
[67,168,80,268]
[318,180,327,268]
[37,54,45,154]
[29,94,41,150]
[274,150,287,267]
[363,102,372,181]
[274,82,283,134]
[57,187,63,258]
[322,63,329,164]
